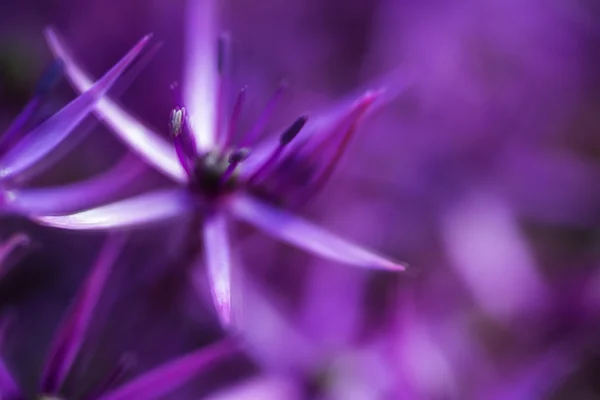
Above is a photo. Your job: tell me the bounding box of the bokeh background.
[1,0,600,398]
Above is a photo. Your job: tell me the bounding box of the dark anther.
[217,33,231,74]
[280,115,308,145]
[228,148,250,164]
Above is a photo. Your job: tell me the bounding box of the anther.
[169,107,186,137]
[280,115,308,145]
[217,33,231,75]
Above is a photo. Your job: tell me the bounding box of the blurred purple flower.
[17,0,409,327]
[0,234,236,400]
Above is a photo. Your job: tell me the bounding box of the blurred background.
[1,0,600,398]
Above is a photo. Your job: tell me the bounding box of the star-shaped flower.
[0,234,236,400]
[20,0,409,327]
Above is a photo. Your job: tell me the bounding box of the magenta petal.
[183,0,218,151]
[97,339,236,400]
[228,194,407,271]
[201,212,233,326]
[41,234,126,394]
[44,28,187,183]
[33,189,193,231]
[5,154,146,216]
[0,34,151,182]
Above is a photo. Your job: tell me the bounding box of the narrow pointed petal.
[201,212,232,326]
[97,339,237,400]
[0,59,64,153]
[228,194,407,271]
[183,0,218,151]
[41,234,126,393]
[4,154,146,216]
[33,189,194,231]
[44,28,187,183]
[0,233,30,271]
[0,34,151,182]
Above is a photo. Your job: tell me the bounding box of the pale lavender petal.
[33,189,193,231]
[41,234,126,393]
[0,34,151,182]
[440,191,550,322]
[201,212,233,326]
[44,28,187,183]
[204,377,301,400]
[228,194,407,271]
[183,0,218,151]
[97,339,236,400]
[4,154,146,216]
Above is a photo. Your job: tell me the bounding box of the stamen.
[248,115,308,183]
[223,86,247,148]
[80,353,136,400]
[170,107,196,177]
[241,80,288,147]
[215,33,232,148]
[293,92,379,203]
[0,60,65,154]
[221,148,250,183]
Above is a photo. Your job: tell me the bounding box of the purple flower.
[0,234,236,400]
[17,0,409,326]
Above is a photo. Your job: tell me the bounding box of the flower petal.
[0,357,20,399]
[4,153,146,216]
[183,0,218,151]
[0,34,151,182]
[228,194,407,271]
[41,234,126,394]
[33,189,193,231]
[440,192,550,322]
[97,339,237,400]
[0,233,31,274]
[201,212,232,326]
[44,28,187,183]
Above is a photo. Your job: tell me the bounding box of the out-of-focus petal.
[41,234,126,394]
[228,194,407,271]
[0,356,20,399]
[44,28,187,183]
[4,154,146,216]
[0,233,30,275]
[183,0,218,152]
[204,376,301,400]
[97,339,237,400]
[33,189,194,231]
[201,212,233,326]
[440,191,550,322]
[0,34,152,182]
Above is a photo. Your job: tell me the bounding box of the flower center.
[188,149,247,198]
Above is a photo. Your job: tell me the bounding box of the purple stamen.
[170,108,196,177]
[215,33,231,148]
[223,86,247,148]
[240,80,288,148]
[248,115,308,183]
[221,148,250,183]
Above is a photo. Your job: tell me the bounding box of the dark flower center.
[188,150,244,198]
